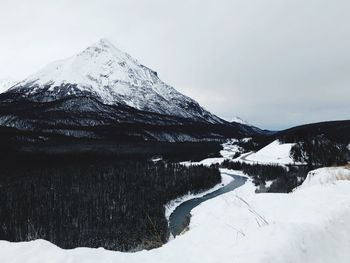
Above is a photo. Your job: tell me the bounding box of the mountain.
[0,39,264,153]
[0,78,17,93]
[7,39,221,123]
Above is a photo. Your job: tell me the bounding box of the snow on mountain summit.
[10,39,221,123]
[16,39,151,92]
[0,78,17,93]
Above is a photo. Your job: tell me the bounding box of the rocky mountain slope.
[0,39,265,150]
[7,39,221,123]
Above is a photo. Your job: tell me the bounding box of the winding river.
[169,172,247,237]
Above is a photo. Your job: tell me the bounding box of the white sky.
[0,0,349,129]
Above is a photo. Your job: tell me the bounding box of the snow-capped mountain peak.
[9,39,221,123]
[13,38,154,97]
[0,78,18,93]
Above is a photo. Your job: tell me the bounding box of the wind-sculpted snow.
[8,39,221,123]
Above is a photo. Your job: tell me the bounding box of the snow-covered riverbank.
[1,166,350,262]
[1,139,350,263]
[166,140,243,220]
[164,173,233,220]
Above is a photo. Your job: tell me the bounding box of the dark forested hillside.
[0,94,264,144]
[0,157,220,251]
[273,120,350,167]
[277,120,350,144]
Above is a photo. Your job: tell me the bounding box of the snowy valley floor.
[1,166,350,263]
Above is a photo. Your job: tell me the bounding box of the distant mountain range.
[0,39,265,153]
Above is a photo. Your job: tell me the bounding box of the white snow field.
[242,139,296,165]
[1,164,350,263]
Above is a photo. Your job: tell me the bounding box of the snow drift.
[300,166,350,188]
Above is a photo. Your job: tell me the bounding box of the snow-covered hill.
[8,39,221,123]
[241,140,296,165]
[299,166,350,188]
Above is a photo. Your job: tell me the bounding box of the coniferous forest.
[221,160,308,193]
[0,156,220,251]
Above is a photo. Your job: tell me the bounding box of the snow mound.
[301,166,350,188]
[243,140,295,165]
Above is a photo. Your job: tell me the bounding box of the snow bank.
[164,173,233,219]
[242,140,295,165]
[300,166,350,188]
[1,167,350,263]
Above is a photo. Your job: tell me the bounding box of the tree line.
[221,160,308,193]
[0,158,220,251]
[289,135,349,168]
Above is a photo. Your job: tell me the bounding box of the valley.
[0,38,348,263]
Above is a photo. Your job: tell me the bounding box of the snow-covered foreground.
[1,166,350,262]
[299,166,350,187]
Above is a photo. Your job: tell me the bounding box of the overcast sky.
[0,0,349,129]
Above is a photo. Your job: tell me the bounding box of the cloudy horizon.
[0,0,349,130]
